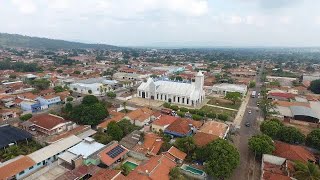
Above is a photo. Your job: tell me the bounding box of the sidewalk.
[233,90,251,127]
[205,104,238,112]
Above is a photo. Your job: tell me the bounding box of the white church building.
[137,72,205,107]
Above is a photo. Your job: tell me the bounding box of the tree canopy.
[294,161,320,180]
[277,126,305,144]
[203,139,240,179]
[225,92,241,105]
[30,79,50,90]
[260,119,283,139]
[175,137,196,159]
[248,134,275,156]
[69,95,108,126]
[106,121,124,141]
[82,95,99,105]
[309,79,320,94]
[306,129,320,150]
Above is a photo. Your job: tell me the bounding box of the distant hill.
[0,33,118,49]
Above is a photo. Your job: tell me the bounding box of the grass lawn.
[207,97,241,110]
[201,105,237,119]
[0,140,43,162]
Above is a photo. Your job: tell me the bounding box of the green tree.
[170,105,179,111]
[203,139,240,179]
[93,129,113,145]
[294,161,320,180]
[179,107,189,112]
[225,92,241,105]
[260,120,283,139]
[19,114,32,121]
[30,79,50,90]
[249,81,256,88]
[217,114,228,121]
[175,137,196,158]
[309,79,320,94]
[177,111,185,117]
[248,134,275,156]
[121,164,131,176]
[82,95,99,105]
[117,119,139,136]
[9,74,16,79]
[106,91,116,98]
[306,129,320,150]
[70,103,108,126]
[192,114,202,121]
[57,69,63,73]
[66,96,73,102]
[74,70,81,74]
[277,126,305,144]
[169,167,186,180]
[106,121,124,141]
[88,89,92,94]
[53,86,64,93]
[163,102,171,108]
[65,103,73,113]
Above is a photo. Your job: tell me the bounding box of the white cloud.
[11,0,37,14]
[279,16,291,24]
[228,16,243,24]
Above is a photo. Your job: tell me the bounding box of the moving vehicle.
[248,110,252,114]
[245,122,250,127]
[251,91,256,98]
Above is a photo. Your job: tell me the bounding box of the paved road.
[230,62,264,180]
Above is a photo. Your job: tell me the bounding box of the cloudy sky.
[1,0,320,47]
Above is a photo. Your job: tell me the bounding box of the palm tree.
[123,101,127,113]
[294,162,320,180]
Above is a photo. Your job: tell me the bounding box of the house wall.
[16,150,66,179]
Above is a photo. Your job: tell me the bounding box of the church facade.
[137,72,205,107]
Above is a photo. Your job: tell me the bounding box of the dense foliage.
[19,114,32,121]
[294,161,320,180]
[30,79,50,90]
[203,139,240,179]
[277,126,305,144]
[260,119,283,139]
[69,95,108,126]
[309,79,320,94]
[248,134,275,156]
[0,33,117,49]
[306,129,320,150]
[0,59,40,72]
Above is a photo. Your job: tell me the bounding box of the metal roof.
[290,106,319,120]
[28,135,82,163]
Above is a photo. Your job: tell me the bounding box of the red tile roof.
[133,133,163,155]
[128,155,176,180]
[0,156,36,180]
[126,108,153,122]
[273,141,316,163]
[29,114,67,130]
[152,115,178,127]
[98,143,129,166]
[194,132,219,147]
[97,111,125,129]
[167,146,187,161]
[269,92,295,99]
[90,169,128,180]
[165,118,202,135]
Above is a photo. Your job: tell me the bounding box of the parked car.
[248,110,252,114]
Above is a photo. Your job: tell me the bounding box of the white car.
[248,110,252,114]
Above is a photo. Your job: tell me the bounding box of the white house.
[70,77,118,96]
[210,83,247,97]
[137,72,205,107]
